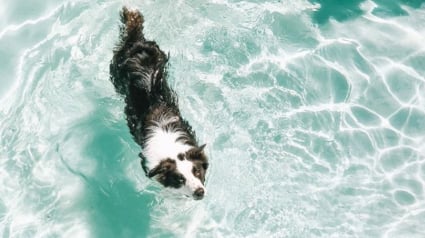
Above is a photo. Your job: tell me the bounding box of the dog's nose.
[193,188,205,200]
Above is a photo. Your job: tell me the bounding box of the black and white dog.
[110,7,208,200]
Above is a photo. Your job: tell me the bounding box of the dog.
[109,7,209,200]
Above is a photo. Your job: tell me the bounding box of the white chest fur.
[142,128,192,170]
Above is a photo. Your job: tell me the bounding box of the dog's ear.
[186,144,206,159]
[200,144,208,170]
[186,145,208,166]
[147,165,162,178]
[198,144,206,152]
[147,159,175,178]
[193,144,207,155]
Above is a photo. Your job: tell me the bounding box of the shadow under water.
[59,108,155,237]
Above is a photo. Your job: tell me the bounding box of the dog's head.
[147,144,208,200]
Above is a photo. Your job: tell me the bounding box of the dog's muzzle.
[193,187,205,200]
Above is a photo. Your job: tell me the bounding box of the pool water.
[1,0,425,237]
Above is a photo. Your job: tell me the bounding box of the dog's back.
[110,7,180,145]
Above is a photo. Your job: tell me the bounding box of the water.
[1,0,425,237]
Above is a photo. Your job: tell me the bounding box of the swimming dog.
[110,7,208,200]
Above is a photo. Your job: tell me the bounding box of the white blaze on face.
[175,159,206,196]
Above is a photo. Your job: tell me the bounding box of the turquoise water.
[1,0,425,237]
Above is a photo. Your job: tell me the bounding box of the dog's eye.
[177,153,185,161]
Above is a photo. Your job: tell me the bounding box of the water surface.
[1,0,425,237]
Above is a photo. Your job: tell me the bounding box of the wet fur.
[109,7,208,197]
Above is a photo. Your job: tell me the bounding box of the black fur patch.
[185,145,208,183]
[148,158,186,188]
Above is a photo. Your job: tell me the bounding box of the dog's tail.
[110,7,168,97]
[120,6,145,43]
[110,7,175,142]
[110,7,146,96]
